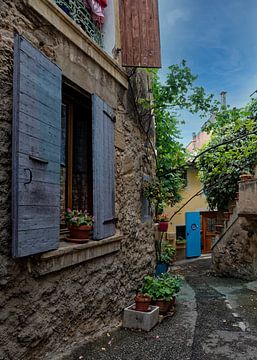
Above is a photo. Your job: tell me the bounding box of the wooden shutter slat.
[18,131,60,163]
[18,182,60,206]
[19,38,60,75]
[92,95,115,240]
[18,207,60,231]
[20,94,60,127]
[17,228,60,256]
[19,113,60,145]
[120,0,161,68]
[12,35,62,257]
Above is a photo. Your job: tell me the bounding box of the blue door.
[186,212,201,258]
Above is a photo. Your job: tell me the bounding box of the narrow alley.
[64,258,257,360]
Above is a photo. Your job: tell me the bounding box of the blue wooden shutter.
[12,35,62,257]
[92,95,115,239]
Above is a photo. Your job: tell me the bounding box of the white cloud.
[165,8,190,27]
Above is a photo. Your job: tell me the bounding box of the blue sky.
[158,0,257,145]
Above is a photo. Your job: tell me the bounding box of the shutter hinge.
[103,110,116,123]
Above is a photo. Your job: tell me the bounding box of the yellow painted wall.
[165,165,209,236]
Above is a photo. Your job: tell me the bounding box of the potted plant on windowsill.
[64,209,94,243]
[141,273,183,315]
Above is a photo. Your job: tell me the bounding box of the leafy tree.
[144,61,218,214]
[197,99,257,210]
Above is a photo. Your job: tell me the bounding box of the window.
[12,35,116,257]
[60,84,93,229]
[176,226,186,241]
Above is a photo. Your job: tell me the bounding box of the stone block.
[122,156,134,175]
[115,130,125,151]
[123,304,159,332]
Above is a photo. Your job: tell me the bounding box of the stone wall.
[0,1,156,359]
[212,216,257,280]
[212,175,257,280]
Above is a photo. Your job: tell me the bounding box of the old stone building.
[0,0,161,359]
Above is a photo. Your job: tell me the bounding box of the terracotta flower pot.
[134,294,152,312]
[155,297,175,315]
[69,225,92,240]
[158,222,169,232]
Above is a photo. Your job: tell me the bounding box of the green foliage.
[159,243,176,264]
[64,209,94,227]
[155,240,176,264]
[156,213,170,222]
[144,61,217,214]
[176,237,186,245]
[141,273,183,301]
[197,99,257,210]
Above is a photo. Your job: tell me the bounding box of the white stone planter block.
[123,304,159,331]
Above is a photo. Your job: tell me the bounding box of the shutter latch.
[103,217,118,225]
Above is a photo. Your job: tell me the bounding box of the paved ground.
[64,258,257,360]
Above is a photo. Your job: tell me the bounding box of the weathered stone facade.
[0,1,156,359]
[212,174,257,280]
[212,216,257,280]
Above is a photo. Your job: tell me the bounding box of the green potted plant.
[64,209,94,242]
[157,213,170,232]
[141,273,183,315]
[155,241,176,276]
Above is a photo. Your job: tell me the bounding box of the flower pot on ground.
[155,239,176,275]
[155,298,175,315]
[141,273,183,315]
[64,209,94,242]
[155,263,169,276]
[134,294,152,312]
[155,242,176,276]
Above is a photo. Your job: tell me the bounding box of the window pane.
[72,103,92,213]
[60,103,67,228]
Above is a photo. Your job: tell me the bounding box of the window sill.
[31,233,122,276]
